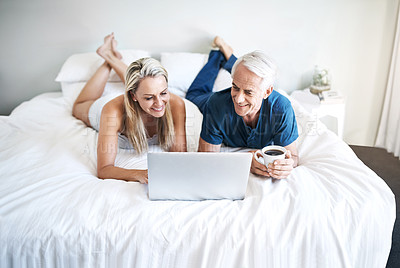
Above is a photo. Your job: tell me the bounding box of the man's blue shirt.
[200,89,298,148]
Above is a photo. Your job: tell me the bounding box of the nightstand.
[290,88,346,139]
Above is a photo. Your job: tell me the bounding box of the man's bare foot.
[212,36,233,60]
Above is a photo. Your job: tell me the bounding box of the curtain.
[375,4,400,159]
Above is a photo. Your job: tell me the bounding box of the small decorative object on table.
[318,90,344,104]
[310,65,331,94]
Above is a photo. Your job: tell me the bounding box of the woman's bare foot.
[212,36,233,60]
[96,33,115,61]
[97,33,122,60]
[112,39,123,60]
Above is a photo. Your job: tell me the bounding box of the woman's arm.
[169,94,187,152]
[96,103,148,183]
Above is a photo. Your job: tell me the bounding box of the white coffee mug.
[255,145,287,167]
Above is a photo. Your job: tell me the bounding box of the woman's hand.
[132,169,148,184]
[98,166,149,183]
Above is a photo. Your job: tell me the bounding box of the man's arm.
[198,137,221,152]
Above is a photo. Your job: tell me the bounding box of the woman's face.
[132,76,170,118]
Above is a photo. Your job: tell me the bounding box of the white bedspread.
[0,92,395,268]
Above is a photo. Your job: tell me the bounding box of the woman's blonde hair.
[124,58,174,155]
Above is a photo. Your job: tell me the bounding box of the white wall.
[0,0,398,146]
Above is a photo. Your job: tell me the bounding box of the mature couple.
[73,33,299,183]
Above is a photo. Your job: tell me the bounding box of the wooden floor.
[349,145,400,268]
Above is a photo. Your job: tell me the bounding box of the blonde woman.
[72,33,186,184]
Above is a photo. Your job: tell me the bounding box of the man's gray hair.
[231,50,277,91]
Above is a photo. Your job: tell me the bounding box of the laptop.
[147,152,252,201]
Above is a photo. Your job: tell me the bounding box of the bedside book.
[317,91,344,104]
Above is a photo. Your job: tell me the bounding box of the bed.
[0,50,395,268]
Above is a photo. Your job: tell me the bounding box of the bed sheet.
[0,92,395,268]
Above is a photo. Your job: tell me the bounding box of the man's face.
[231,63,269,119]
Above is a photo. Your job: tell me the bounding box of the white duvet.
[0,92,395,268]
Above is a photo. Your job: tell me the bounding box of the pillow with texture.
[161,52,232,97]
[56,49,151,83]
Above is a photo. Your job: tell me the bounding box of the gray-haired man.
[186,37,299,179]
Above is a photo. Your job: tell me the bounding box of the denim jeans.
[186,50,237,114]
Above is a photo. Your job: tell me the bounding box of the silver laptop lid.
[148,152,252,201]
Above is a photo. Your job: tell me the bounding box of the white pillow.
[161,52,208,96]
[213,68,232,92]
[168,86,186,98]
[161,52,233,97]
[56,49,151,83]
[61,82,125,109]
